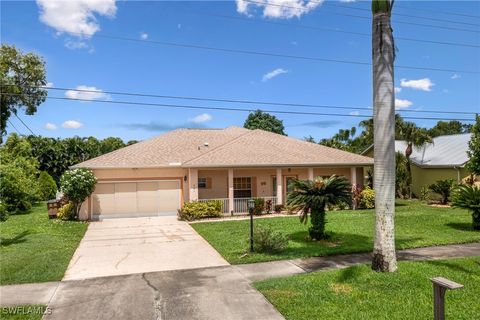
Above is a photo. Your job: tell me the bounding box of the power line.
[61,32,480,74]
[34,86,477,116]
[242,0,480,34]
[2,92,474,122]
[197,11,480,49]
[7,119,22,135]
[322,1,480,27]
[394,3,480,20]
[13,113,35,135]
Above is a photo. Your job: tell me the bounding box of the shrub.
[428,179,455,205]
[38,171,58,200]
[57,202,75,220]
[264,199,272,214]
[274,204,284,214]
[359,187,375,209]
[60,168,97,219]
[419,186,430,201]
[451,184,480,230]
[252,198,265,215]
[253,226,289,253]
[178,200,223,221]
[0,203,8,222]
[285,204,298,215]
[0,159,40,214]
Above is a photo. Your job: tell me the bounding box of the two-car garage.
[91,180,182,219]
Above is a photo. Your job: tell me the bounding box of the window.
[234,177,251,198]
[198,177,207,189]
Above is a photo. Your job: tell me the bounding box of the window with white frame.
[198,177,207,189]
[233,177,251,198]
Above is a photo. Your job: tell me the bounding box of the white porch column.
[308,168,314,181]
[276,168,283,205]
[228,168,234,214]
[350,167,357,186]
[188,168,198,201]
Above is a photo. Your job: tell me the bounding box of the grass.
[0,203,88,285]
[254,257,480,320]
[191,200,480,264]
[0,305,47,320]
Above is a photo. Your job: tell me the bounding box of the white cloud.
[64,39,89,50]
[36,0,117,38]
[44,123,57,130]
[140,32,148,40]
[340,0,356,2]
[451,73,461,80]
[394,87,402,93]
[189,113,212,124]
[349,111,360,116]
[262,68,288,82]
[236,0,324,19]
[395,98,413,109]
[400,78,434,91]
[65,85,111,101]
[62,120,83,129]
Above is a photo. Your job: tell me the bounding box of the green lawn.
[0,305,47,320]
[0,204,88,285]
[254,257,480,320]
[191,200,480,264]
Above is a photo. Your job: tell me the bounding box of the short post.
[248,199,255,253]
[431,277,463,320]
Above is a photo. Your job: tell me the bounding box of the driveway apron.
[63,216,229,281]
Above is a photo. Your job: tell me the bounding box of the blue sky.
[1,0,479,142]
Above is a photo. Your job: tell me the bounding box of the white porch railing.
[199,197,278,215]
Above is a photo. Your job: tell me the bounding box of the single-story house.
[362,133,471,196]
[74,126,373,220]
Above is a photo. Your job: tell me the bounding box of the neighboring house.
[363,133,471,196]
[74,126,373,220]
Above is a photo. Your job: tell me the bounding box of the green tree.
[60,168,97,219]
[466,115,480,176]
[243,110,286,135]
[398,121,433,198]
[100,137,125,154]
[428,179,455,205]
[286,175,351,240]
[395,152,409,198]
[428,120,471,137]
[38,171,57,200]
[0,44,47,142]
[451,185,480,230]
[371,0,397,272]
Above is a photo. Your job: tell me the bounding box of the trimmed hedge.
[178,200,223,221]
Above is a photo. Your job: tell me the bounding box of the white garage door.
[92,180,181,219]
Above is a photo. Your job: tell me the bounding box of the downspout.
[453,166,460,183]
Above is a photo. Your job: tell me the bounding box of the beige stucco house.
[74,126,373,220]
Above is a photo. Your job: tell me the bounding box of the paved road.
[63,216,229,280]
[44,267,284,320]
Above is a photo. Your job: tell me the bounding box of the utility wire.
[198,11,480,49]
[242,0,480,34]
[322,1,480,27]
[394,3,480,19]
[59,32,480,74]
[7,119,22,135]
[1,93,474,122]
[13,113,35,135]
[27,85,478,116]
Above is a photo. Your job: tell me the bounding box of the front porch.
[186,166,364,215]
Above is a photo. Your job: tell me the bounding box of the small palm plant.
[451,185,480,230]
[287,175,352,240]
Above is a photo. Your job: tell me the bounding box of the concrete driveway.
[63,216,229,280]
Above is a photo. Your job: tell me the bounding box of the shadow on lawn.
[446,222,475,232]
[0,230,30,247]
[424,259,480,276]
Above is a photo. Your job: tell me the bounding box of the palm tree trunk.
[371,3,397,272]
[309,207,326,240]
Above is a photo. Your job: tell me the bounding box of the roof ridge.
[182,128,255,166]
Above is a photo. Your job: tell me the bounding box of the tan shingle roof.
[74,126,373,169]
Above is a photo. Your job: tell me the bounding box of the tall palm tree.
[399,121,433,197]
[372,0,397,272]
[287,175,351,240]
